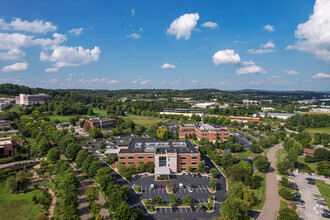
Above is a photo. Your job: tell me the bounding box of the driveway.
[257,143,283,220]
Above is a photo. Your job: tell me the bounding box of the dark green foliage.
[278,208,299,220]
[279,188,294,201]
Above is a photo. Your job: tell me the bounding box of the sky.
[0,0,329,91]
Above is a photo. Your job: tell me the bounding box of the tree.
[69,117,77,126]
[99,141,106,150]
[152,196,163,204]
[279,188,294,200]
[220,197,248,220]
[314,148,330,162]
[86,186,99,204]
[226,181,255,208]
[210,168,217,178]
[95,167,115,191]
[316,161,330,176]
[81,155,98,173]
[225,164,254,187]
[169,194,178,204]
[278,208,299,220]
[75,150,88,167]
[88,161,103,177]
[5,175,18,193]
[182,195,192,205]
[220,153,239,170]
[198,161,206,172]
[89,127,103,139]
[209,178,217,189]
[65,143,81,160]
[297,125,305,133]
[254,157,270,173]
[47,148,60,164]
[112,201,132,220]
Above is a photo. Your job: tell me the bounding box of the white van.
[179,183,184,189]
[150,184,154,189]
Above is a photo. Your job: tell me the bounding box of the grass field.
[297,156,317,172]
[5,105,20,113]
[234,151,253,159]
[0,180,42,220]
[48,115,73,123]
[48,108,108,123]
[280,199,288,209]
[315,179,330,209]
[275,149,287,165]
[120,114,170,129]
[252,172,266,210]
[305,127,330,135]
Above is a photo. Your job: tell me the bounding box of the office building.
[81,117,117,131]
[178,123,230,142]
[15,94,51,106]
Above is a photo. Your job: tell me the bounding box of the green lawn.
[47,108,108,123]
[48,115,73,123]
[93,108,107,117]
[305,127,330,135]
[0,180,42,220]
[315,180,330,209]
[297,156,317,172]
[280,199,288,209]
[235,151,252,159]
[252,172,266,210]
[5,105,20,113]
[120,114,170,129]
[275,149,287,166]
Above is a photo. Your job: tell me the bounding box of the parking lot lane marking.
[170,208,172,213]
[198,199,201,203]
[180,208,183,213]
[185,207,188,213]
[165,208,167,213]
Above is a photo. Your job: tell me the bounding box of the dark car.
[190,205,196,211]
[291,186,299,191]
[196,206,202,211]
[172,205,177,211]
[318,201,327,206]
[292,193,301,198]
[308,181,316,185]
[287,172,295,177]
[306,178,315,181]
[294,198,305,204]
[323,212,330,218]
[201,205,207,211]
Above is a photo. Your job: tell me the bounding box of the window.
[128,162,134,164]
[159,156,166,167]
[192,157,197,160]
[138,156,144,159]
[128,156,134,159]
[148,156,154,159]
[181,168,186,170]
[191,162,197,165]
[181,157,186,160]
[180,162,186,165]
[119,157,125,160]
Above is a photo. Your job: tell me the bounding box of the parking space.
[156,206,209,214]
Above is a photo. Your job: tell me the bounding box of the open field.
[48,115,72,123]
[305,127,330,135]
[47,108,107,123]
[0,180,42,220]
[234,151,252,159]
[120,114,170,128]
[315,180,330,209]
[252,172,266,210]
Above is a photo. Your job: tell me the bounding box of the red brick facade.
[229,116,260,123]
[178,124,230,142]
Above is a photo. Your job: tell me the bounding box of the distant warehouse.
[15,93,51,106]
[80,117,117,131]
[160,108,204,117]
[256,112,294,120]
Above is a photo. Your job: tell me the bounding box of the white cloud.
[247,40,275,54]
[1,62,28,72]
[106,80,120,85]
[161,63,176,69]
[49,78,58,85]
[248,81,261,85]
[261,40,275,48]
[201,21,219,29]
[236,61,267,75]
[212,49,241,65]
[0,48,25,60]
[192,80,199,83]
[287,0,330,62]
[40,46,100,68]
[45,67,59,72]
[247,48,275,54]
[68,27,83,35]
[312,73,330,78]
[132,80,138,84]
[167,13,200,40]
[139,80,152,85]
[271,75,282,79]
[285,70,299,75]
[126,33,141,39]
[264,24,275,32]
[131,9,136,16]
[0,18,57,33]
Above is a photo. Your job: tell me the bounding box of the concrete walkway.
[257,143,283,220]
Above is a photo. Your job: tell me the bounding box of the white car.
[179,183,184,189]
[314,196,325,201]
[150,184,154,189]
[188,188,193,193]
[295,202,305,208]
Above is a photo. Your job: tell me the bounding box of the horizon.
[0,0,329,91]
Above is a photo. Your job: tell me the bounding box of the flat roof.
[119,137,199,155]
[155,167,171,175]
[85,117,116,122]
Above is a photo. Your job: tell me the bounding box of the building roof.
[118,137,199,154]
[155,167,171,175]
[258,112,293,117]
[181,123,228,132]
[104,149,121,154]
[302,148,315,155]
[85,117,116,122]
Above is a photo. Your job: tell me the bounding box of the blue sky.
[0,0,329,91]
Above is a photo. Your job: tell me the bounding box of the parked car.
[291,186,299,191]
[196,206,201,211]
[288,172,295,177]
[158,184,162,189]
[308,181,316,185]
[189,188,193,193]
[172,187,176,193]
[150,184,154,189]
[317,201,327,206]
[294,198,305,204]
[314,196,325,201]
[191,173,196,178]
[306,178,315,181]
[179,183,184,189]
[322,212,330,218]
[295,202,305,208]
[190,205,196,211]
[201,205,207,211]
[321,209,330,215]
[292,193,301,198]
[172,205,177,211]
[187,184,192,188]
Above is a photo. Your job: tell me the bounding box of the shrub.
[278,208,299,220]
[279,188,293,201]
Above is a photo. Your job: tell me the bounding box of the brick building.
[116,137,200,174]
[0,120,12,130]
[15,94,51,106]
[229,116,260,123]
[178,123,230,142]
[81,117,117,131]
[0,137,24,156]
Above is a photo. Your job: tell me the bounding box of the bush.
[278,208,299,220]
[280,177,290,188]
[304,155,315,163]
[279,188,293,201]
[254,157,270,173]
[133,185,141,193]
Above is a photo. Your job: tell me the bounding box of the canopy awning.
[154,167,171,175]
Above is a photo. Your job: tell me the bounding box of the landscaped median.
[142,195,215,214]
[132,185,142,194]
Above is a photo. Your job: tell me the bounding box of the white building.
[242,99,259,105]
[15,94,51,106]
[261,107,276,112]
[194,102,217,109]
[256,112,294,120]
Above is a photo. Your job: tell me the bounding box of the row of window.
[180,156,198,160]
[180,162,197,165]
[119,156,154,160]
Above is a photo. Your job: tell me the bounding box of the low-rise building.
[116,137,200,173]
[194,102,217,109]
[0,120,12,130]
[81,117,117,131]
[178,123,230,142]
[261,107,276,112]
[0,137,24,156]
[15,94,51,106]
[0,97,15,110]
[160,108,204,117]
[302,148,315,156]
[229,116,260,123]
[257,112,294,120]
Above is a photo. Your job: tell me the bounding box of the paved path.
[257,143,283,220]
[47,188,56,219]
[0,159,40,169]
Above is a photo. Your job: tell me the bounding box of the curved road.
[257,143,283,220]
